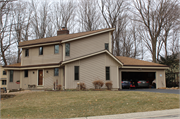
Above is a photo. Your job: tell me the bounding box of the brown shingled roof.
[19,28,114,47]
[7,63,21,67]
[116,56,168,67]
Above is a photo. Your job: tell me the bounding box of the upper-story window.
[25,49,29,57]
[54,45,59,54]
[105,43,109,50]
[3,70,6,75]
[39,47,43,55]
[65,43,70,56]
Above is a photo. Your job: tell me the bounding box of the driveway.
[122,89,180,94]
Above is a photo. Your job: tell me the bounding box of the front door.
[38,70,43,85]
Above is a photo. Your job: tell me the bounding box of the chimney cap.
[61,26,66,30]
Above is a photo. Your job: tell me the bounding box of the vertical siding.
[65,32,109,60]
[8,71,20,90]
[65,53,121,89]
[60,68,64,86]
[44,68,61,89]
[20,69,62,89]
[156,70,166,88]
[22,45,63,66]
[22,70,30,89]
[21,70,37,89]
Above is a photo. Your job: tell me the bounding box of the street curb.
[68,108,180,119]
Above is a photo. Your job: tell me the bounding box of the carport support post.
[156,72,159,89]
[119,70,122,89]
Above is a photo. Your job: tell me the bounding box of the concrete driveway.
[122,89,180,94]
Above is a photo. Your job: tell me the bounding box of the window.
[24,70,28,77]
[10,70,13,82]
[2,80,6,85]
[65,43,70,56]
[54,45,59,54]
[106,67,110,80]
[74,66,79,80]
[105,43,109,50]
[25,49,29,57]
[54,68,59,76]
[3,70,6,75]
[39,47,43,55]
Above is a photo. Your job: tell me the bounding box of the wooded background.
[0,0,179,65]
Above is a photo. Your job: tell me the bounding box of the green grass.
[1,91,179,118]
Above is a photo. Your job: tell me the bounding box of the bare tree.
[0,0,15,65]
[30,0,51,39]
[98,0,128,54]
[53,0,76,34]
[133,0,180,62]
[77,0,101,32]
[116,20,142,58]
[169,29,180,55]
[12,1,32,63]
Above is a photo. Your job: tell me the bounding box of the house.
[0,65,7,89]
[3,28,168,90]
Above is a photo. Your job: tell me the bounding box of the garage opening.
[122,72,156,89]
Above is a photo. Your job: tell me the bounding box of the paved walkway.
[69,109,180,119]
[122,89,180,94]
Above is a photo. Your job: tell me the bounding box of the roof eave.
[121,65,169,69]
[61,28,115,43]
[18,28,115,48]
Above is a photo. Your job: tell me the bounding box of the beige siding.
[0,66,7,88]
[44,68,61,89]
[21,70,37,89]
[22,45,63,66]
[119,69,166,89]
[156,70,166,88]
[20,68,63,89]
[65,32,109,60]
[8,71,20,90]
[65,53,121,89]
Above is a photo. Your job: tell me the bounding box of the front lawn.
[1,91,179,118]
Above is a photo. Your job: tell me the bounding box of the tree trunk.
[152,41,157,63]
[17,48,21,63]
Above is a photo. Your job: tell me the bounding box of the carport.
[122,72,155,88]
[116,56,169,89]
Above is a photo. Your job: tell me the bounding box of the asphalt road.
[122,89,180,94]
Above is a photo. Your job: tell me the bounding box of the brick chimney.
[57,27,69,36]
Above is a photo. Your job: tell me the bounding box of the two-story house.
[3,28,168,90]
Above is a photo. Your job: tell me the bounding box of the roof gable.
[62,50,123,66]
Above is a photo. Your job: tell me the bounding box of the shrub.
[80,83,86,90]
[56,85,62,90]
[92,80,104,89]
[105,81,113,90]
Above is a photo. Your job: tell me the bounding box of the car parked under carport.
[122,72,155,88]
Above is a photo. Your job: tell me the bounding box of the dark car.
[122,80,131,89]
[137,80,149,88]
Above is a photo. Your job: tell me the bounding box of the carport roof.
[116,56,168,67]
